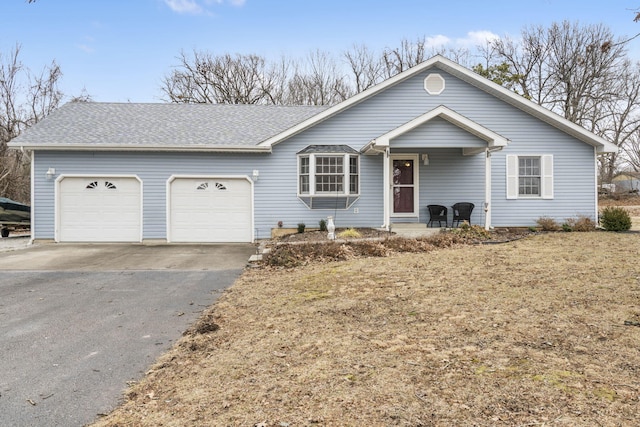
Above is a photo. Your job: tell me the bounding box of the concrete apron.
[390,223,443,239]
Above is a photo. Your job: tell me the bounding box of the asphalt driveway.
[0,242,256,427]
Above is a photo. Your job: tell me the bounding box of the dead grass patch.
[92,233,640,427]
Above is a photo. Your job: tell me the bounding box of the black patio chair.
[427,204,448,227]
[451,202,474,227]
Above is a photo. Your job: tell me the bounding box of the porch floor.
[390,223,442,239]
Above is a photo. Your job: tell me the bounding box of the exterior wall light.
[46,168,56,180]
[252,169,259,182]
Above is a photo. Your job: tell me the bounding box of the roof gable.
[259,55,617,154]
[361,105,509,155]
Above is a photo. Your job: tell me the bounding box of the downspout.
[484,148,492,230]
[594,146,599,225]
[382,147,390,230]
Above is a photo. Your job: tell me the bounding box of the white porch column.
[484,149,492,230]
[383,147,390,230]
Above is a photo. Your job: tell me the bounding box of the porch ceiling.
[361,105,510,155]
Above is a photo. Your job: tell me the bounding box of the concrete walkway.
[390,223,442,238]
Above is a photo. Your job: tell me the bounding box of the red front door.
[392,159,415,214]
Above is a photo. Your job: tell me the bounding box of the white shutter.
[541,154,554,199]
[506,155,518,199]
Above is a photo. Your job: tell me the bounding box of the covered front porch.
[361,106,509,230]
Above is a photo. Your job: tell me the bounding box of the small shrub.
[319,219,327,232]
[263,245,304,268]
[338,228,362,239]
[528,226,537,232]
[297,223,306,233]
[536,216,560,231]
[450,222,491,240]
[600,206,632,232]
[564,215,596,232]
[352,240,389,257]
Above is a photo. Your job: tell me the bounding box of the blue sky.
[3,0,640,103]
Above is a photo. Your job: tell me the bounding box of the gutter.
[7,144,273,153]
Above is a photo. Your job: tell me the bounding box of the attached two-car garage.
[57,176,253,243]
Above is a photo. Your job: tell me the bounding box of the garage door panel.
[59,177,141,242]
[169,178,252,243]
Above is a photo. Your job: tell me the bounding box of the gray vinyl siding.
[32,64,599,238]
[416,148,485,225]
[393,116,487,149]
[273,66,597,227]
[33,150,385,240]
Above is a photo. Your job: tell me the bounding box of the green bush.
[600,207,632,232]
[297,223,306,233]
[319,219,327,232]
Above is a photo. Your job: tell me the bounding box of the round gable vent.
[424,73,445,95]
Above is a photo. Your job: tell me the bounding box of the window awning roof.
[297,144,358,155]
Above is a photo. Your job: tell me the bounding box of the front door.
[391,156,418,216]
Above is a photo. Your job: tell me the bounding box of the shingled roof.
[9,102,328,151]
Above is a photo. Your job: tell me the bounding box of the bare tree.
[0,45,63,203]
[594,60,640,183]
[381,37,427,78]
[485,21,637,183]
[286,50,352,105]
[161,50,288,105]
[343,44,384,92]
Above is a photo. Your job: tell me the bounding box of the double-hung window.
[315,155,345,193]
[518,157,541,196]
[506,154,553,199]
[297,145,360,209]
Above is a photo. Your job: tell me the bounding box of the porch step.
[390,223,442,239]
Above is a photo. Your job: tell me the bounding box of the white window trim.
[506,154,553,200]
[297,153,359,197]
[424,73,445,95]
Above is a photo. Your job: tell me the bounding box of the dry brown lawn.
[92,232,640,427]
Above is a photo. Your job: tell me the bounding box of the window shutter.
[506,155,518,199]
[541,154,554,199]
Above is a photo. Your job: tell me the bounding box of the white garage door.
[169,177,252,243]
[58,177,142,242]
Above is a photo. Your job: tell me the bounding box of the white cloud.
[76,36,96,54]
[76,44,95,54]
[165,0,246,14]
[425,35,451,49]
[455,30,500,47]
[164,0,204,14]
